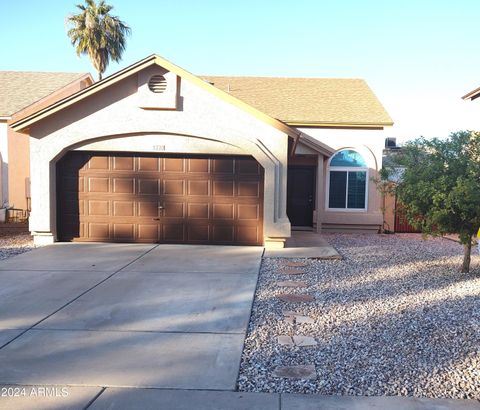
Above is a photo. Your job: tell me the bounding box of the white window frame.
[326,152,369,212]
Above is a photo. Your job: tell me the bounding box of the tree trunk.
[461,237,472,273]
[98,71,102,81]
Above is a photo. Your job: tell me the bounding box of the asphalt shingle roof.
[201,76,393,126]
[0,71,87,117]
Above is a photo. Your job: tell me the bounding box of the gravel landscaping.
[0,232,34,260]
[238,233,480,399]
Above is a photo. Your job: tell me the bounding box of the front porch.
[264,231,341,259]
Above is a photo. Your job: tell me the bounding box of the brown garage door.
[57,152,264,245]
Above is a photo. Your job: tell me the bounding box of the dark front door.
[287,166,315,227]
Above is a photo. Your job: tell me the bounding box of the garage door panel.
[238,181,261,197]
[57,153,263,245]
[163,180,185,196]
[113,201,135,217]
[89,223,110,239]
[138,224,159,241]
[163,158,185,173]
[163,224,185,241]
[88,155,110,170]
[188,180,209,196]
[113,156,134,171]
[238,159,261,175]
[187,203,209,219]
[237,226,260,244]
[138,179,159,195]
[138,201,159,217]
[113,178,135,194]
[212,225,234,242]
[213,204,234,220]
[187,225,210,242]
[213,159,234,174]
[88,200,109,216]
[213,181,234,196]
[113,224,135,241]
[162,202,183,218]
[138,157,159,172]
[188,158,209,173]
[89,177,110,193]
[237,204,259,220]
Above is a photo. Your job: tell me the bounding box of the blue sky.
[1,0,480,142]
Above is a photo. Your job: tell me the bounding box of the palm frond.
[66,0,131,80]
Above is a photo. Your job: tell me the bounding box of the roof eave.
[462,87,480,101]
[286,121,394,129]
[297,132,335,157]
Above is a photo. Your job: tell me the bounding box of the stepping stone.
[284,316,295,324]
[283,310,302,316]
[277,280,308,288]
[295,315,315,324]
[278,268,305,275]
[283,261,307,268]
[283,310,315,324]
[277,293,315,303]
[272,364,316,379]
[277,336,294,346]
[293,335,318,347]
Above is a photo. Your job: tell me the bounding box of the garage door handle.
[158,206,164,209]
[153,218,161,221]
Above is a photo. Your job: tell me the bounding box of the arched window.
[327,149,368,210]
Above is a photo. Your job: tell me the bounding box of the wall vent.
[148,75,167,93]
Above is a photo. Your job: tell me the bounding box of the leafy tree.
[394,131,480,273]
[67,0,131,81]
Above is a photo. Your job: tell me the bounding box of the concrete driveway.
[0,243,263,395]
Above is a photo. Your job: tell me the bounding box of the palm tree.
[67,0,131,81]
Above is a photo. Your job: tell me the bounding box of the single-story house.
[10,54,393,247]
[0,71,93,211]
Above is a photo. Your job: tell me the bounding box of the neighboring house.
[0,71,93,211]
[11,54,393,247]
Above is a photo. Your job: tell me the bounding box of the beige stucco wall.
[298,127,387,231]
[28,65,291,245]
[0,120,8,205]
[7,126,29,210]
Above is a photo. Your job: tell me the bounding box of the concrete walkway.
[0,387,478,409]
[264,231,341,259]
